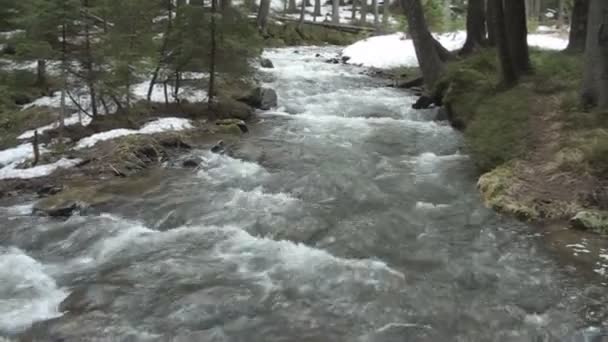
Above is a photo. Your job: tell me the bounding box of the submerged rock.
[238,87,278,110]
[260,58,274,68]
[34,186,114,217]
[211,140,226,154]
[571,210,608,234]
[182,158,202,168]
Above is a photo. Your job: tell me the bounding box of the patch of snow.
[0,158,82,180]
[18,113,93,140]
[0,30,24,39]
[0,144,49,167]
[21,92,62,110]
[528,34,569,51]
[342,31,569,69]
[132,81,208,103]
[75,117,193,149]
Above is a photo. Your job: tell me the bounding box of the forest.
[0,0,607,340]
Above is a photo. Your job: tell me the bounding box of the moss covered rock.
[571,210,608,234]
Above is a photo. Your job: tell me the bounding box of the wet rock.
[570,210,608,234]
[412,95,436,109]
[260,58,274,68]
[59,284,118,313]
[182,158,202,168]
[215,119,248,134]
[238,87,277,110]
[211,140,226,154]
[37,184,64,197]
[325,57,341,64]
[215,96,254,120]
[34,186,114,218]
[315,53,322,58]
[435,107,449,121]
[341,56,351,63]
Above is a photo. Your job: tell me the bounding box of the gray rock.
[260,58,274,68]
[182,158,202,168]
[238,87,278,110]
[571,210,608,234]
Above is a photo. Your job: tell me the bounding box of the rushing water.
[1,47,607,341]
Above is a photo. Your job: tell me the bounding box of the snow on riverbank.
[75,117,194,149]
[342,31,570,69]
[0,158,82,180]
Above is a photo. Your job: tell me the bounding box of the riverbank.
[435,49,608,235]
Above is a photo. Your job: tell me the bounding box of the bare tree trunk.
[288,0,297,13]
[382,0,389,27]
[36,60,47,91]
[581,0,608,109]
[461,0,486,54]
[59,22,68,131]
[494,0,518,86]
[360,0,367,23]
[486,0,496,46]
[401,0,445,89]
[314,0,322,18]
[298,0,306,26]
[332,0,340,23]
[83,0,98,117]
[208,0,218,108]
[372,0,379,27]
[221,0,232,12]
[32,131,40,167]
[504,0,532,75]
[566,0,589,52]
[257,0,271,31]
[149,1,173,104]
[351,0,357,21]
[556,0,565,29]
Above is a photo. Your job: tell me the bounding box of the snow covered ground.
[0,158,82,180]
[75,117,194,149]
[342,31,570,69]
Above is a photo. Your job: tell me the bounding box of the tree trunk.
[208,0,218,108]
[401,0,445,89]
[298,0,306,26]
[382,0,389,27]
[148,1,173,104]
[581,0,608,109]
[36,60,47,90]
[372,0,379,26]
[360,0,367,23]
[556,0,565,29]
[221,0,232,12]
[504,0,532,75]
[461,0,486,54]
[257,0,271,31]
[32,131,39,167]
[566,0,589,52]
[351,0,357,21]
[494,0,518,85]
[288,0,297,13]
[83,0,98,117]
[314,0,322,17]
[486,0,496,46]
[534,0,542,21]
[332,0,340,23]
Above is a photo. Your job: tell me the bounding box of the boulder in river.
[260,58,274,69]
[182,157,202,168]
[570,210,608,234]
[238,87,278,110]
[34,186,114,217]
[215,119,248,134]
[211,140,226,154]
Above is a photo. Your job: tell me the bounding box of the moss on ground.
[440,48,608,228]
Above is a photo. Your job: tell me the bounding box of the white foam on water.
[524,313,549,326]
[91,215,156,262]
[225,187,298,212]
[197,151,268,185]
[0,203,34,216]
[415,201,451,210]
[0,247,68,333]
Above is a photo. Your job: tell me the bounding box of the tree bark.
[461,0,486,54]
[221,0,232,12]
[314,0,322,18]
[493,0,518,85]
[401,0,445,89]
[82,0,98,117]
[32,131,39,167]
[351,0,357,21]
[288,0,297,13]
[486,0,496,46]
[372,0,379,27]
[360,0,367,23]
[504,0,532,74]
[208,0,218,108]
[566,0,589,52]
[556,0,565,29]
[382,0,389,27]
[36,60,47,91]
[257,0,271,31]
[298,0,306,26]
[581,0,608,109]
[332,0,340,23]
